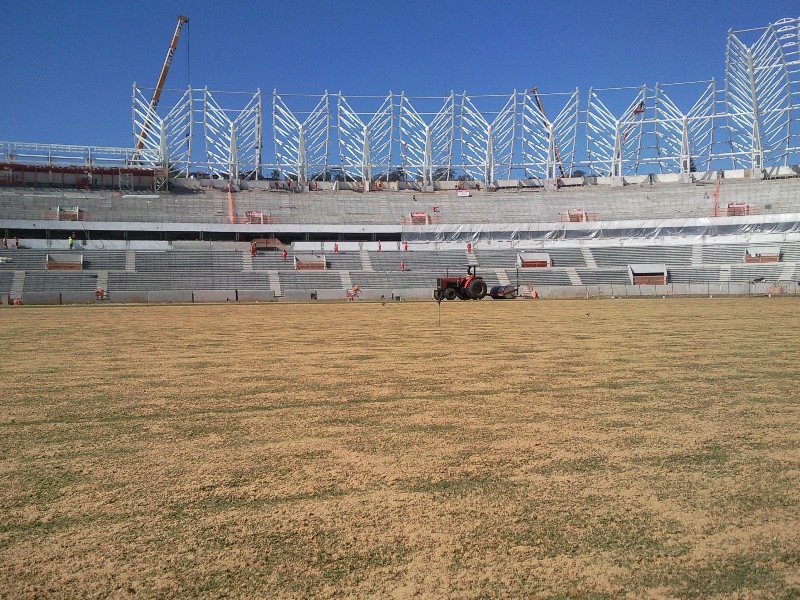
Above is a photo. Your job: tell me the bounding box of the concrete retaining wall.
[529,282,799,299]
[109,292,150,304]
[355,287,431,300]
[237,290,276,302]
[9,282,799,305]
[192,290,237,303]
[143,290,194,303]
[60,291,99,304]
[21,292,64,305]
[282,289,322,300]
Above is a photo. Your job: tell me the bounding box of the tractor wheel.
[468,279,487,300]
[456,288,470,301]
[433,289,444,301]
[444,287,457,301]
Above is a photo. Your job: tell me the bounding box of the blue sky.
[0,0,797,147]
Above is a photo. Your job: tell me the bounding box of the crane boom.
[134,15,189,156]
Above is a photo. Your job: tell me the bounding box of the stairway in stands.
[360,249,374,271]
[10,271,24,299]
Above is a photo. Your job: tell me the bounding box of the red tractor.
[433,266,487,301]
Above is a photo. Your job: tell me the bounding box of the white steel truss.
[272,92,330,181]
[586,87,649,177]
[131,84,192,175]
[724,18,800,170]
[459,92,517,182]
[651,82,716,174]
[202,88,262,179]
[337,93,394,182]
[398,93,456,186]
[521,88,580,179]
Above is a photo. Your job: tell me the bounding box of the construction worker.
[281,248,288,260]
[68,235,74,250]
[333,242,339,254]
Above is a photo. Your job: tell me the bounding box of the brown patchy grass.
[1,298,799,599]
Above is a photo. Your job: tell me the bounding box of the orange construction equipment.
[134,15,189,159]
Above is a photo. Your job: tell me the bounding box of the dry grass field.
[1,298,799,598]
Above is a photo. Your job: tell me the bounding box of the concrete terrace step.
[566,268,582,285]
[10,271,24,298]
[135,250,243,272]
[107,272,271,291]
[691,245,703,266]
[4,176,800,225]
[780,262,797,282]
[360,250,374,272]
[581,247,598,268]
[23,271,98,292]
[0,249,126,271]
[495,269,511,286]
[267,270,281,297]
[591,246,693,267]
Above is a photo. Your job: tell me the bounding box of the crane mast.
[133,15,189,158]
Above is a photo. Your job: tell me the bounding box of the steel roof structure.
[2,17,799,185]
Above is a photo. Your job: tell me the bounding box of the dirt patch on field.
[1,298,799,598]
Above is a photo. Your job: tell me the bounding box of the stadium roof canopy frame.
[2,17,799,185]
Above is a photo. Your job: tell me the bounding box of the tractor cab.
[462,265,478,287]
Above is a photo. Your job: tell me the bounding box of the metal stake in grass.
[437,268,448,327]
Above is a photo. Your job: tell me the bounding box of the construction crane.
[133,15,189,159]
[528,86,566,178]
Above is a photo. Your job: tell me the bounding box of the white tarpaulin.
[402,213,800,242]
